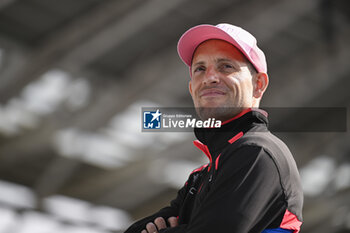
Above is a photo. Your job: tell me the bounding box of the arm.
[160,146,286,233]
[124,176,189,233]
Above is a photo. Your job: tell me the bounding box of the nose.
[203,66,220,85]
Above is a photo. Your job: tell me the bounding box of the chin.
[199,99,226,108]
[195,103,229,120]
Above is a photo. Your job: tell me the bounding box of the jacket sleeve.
[160,145,286,233]
[124,177,189,233]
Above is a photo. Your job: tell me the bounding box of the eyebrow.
[217,58,234,63]
[192,61,205,67]
[192,58,235,66]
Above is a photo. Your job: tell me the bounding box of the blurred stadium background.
[0,0,349,232]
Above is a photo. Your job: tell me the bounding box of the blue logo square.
[143,109,162,129]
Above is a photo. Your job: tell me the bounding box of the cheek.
[224,77,239,93]
[191,81,201,97]
[236,72,253,88]
[190,82,200,104]
[226,76,253,98]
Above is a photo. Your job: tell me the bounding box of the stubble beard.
[195,102,244,122]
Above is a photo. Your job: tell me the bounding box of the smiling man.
[189,39,267,121]
[124,23,303,233]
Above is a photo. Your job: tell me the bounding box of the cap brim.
[177,24,247,67]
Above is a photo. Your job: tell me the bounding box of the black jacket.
[125,109,303,233]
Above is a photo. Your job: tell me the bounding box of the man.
[125,23,303,233]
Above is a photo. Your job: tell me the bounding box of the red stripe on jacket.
[280,209,302,233]
[193,140,213,171]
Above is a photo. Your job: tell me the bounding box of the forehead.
[192,39,247,64]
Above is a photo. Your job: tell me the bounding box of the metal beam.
[60,0,190,72]
[0,0,142,102]
[264,23,350,107]
[0,0,192,197]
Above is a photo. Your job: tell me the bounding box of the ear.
[253,73,269,98]
[189,80,193,97]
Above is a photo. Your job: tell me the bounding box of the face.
[189,39,266,121]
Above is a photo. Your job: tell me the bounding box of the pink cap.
[177,23,267,73]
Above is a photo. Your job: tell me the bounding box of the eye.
[222,63,233,69]
[219,63,235,72]
[193,66,205,73]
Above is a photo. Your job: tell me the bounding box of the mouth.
[199,88,226,98]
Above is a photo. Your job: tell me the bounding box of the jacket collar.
[193,108,268,161]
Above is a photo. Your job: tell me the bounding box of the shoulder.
[231,131,303,217]
[219,132,295,188]
[238,131,290,154]
[235,131,296,172]
[219,144,280,179]
[215,145,283,196]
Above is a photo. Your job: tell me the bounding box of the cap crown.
[177,23,267,74]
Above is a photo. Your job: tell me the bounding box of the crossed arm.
[126,146,286,233]
[141,216,178,233]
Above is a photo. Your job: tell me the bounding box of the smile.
[200,89,226,97]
